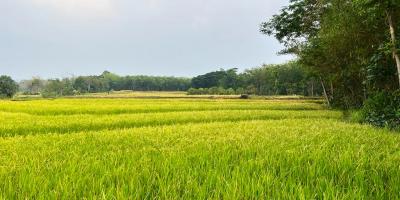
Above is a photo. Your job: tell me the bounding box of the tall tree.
[262,0,399,107]
[0,75,18,98]
[358,0,400,86]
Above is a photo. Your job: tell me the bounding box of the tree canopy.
[262,0,400,128]
[262,0,400,108]
[0,75,18,98]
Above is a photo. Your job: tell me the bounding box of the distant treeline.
[189,62,322,96]
[19,72,191,97]
[16,62,321,97]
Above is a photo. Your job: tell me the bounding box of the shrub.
[208,87,219,95]
[187,88,198,95]
[226,88,235,95]
[187,87,241,95]
[360,90,400,129]
[235,87,245,95]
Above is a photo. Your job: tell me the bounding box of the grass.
[0,98,399,199]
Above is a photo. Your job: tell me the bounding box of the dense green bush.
[361,90,400,129]
[0,75,18,98]
[187,87,244,95]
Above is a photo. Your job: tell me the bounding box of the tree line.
[2,61,319,98]
[262,0,399,128]
[17,71,191,97]
[189,62,322,96]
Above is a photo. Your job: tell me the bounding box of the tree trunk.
[387,11,400,87]
[311,81,314,97]
[320,77,330,107]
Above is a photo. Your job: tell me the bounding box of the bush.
[187,88,198,95]
[360,90,400,129]
[226,88,235,95]
[0,75,18,98]
[208,87,219,95]
[187,87,242,95]
[187,88,209,95]
[235,87,245,95]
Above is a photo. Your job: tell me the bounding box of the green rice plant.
[0,98,398,199]
[0,120,399,199]
[0,109,341,137]
[0,99,323,115]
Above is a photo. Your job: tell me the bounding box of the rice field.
[0,98,399,199]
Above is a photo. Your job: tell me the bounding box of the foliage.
[19,71,191,97]
[262,0,399,107]
[366,48,398,91]
[191,62,320,96]
[360,90,400,129]
[262,0,400,130]
[72,72,191,93]
[18,63,319,98]
[242,62,317,96]
[18,77,46,95]
[42,79,75,98]
[191,68,240,89]
[260,0,323,54]
[0,75,18,98]
[187,87,239,95]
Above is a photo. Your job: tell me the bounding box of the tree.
[262,0,399,107]
[260,0,324,54]
[220,68,239,89]
[262,0,400,128]
[30,77,44,94]
[73,76,89,93]
[0,75,18,98]
[42,79,74,97]
[355,0,400,86]
[240,62,312,96]
[191,69,229,89]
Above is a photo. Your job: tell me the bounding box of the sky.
[0,0,292,80]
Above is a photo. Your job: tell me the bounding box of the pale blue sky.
[0,0,292,80]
